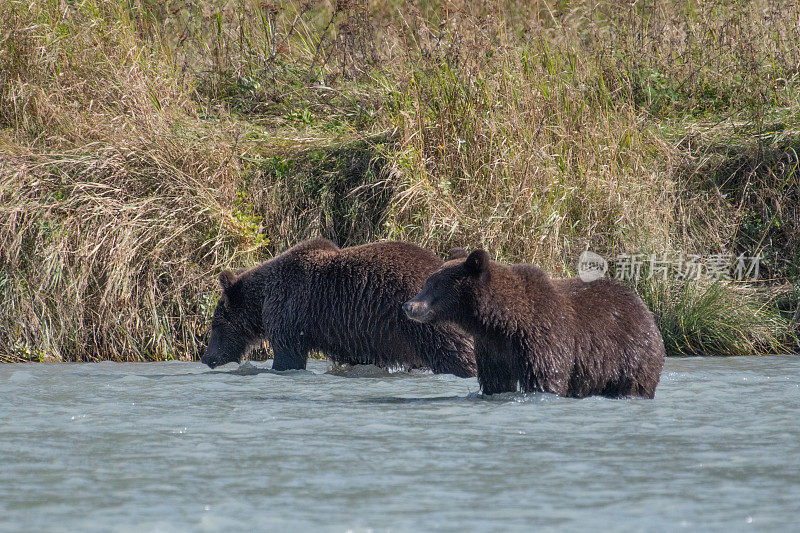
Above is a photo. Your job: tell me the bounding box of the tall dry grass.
[377,6,674,269]
[375,1,800,265]
[0,1,265,361]
[1,0,798,361]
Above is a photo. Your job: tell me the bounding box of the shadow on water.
[211,362,563,405]
[247,392,558,405]
[204,361,313,376]
[326,363,433,378]
[208,362,428,378]
[59,361,457,380]
[215,363,288,376]
[364,391,563,405]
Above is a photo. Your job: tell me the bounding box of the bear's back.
[280,240,441,279]
[336,241,442,274]
[553,277,655,336]
[305,241,444,295]
[267,240,474,373]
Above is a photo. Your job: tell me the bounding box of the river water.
[1,357,799,532]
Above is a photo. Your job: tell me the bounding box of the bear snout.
[200,354,219,369]
[403,299,433,323]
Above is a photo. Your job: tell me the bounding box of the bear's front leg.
[478,373,518,395]
[475,340,518,395]
[271,341,309,371]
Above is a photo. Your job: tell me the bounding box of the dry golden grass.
[0,1,266,361]
[1,0,798,361]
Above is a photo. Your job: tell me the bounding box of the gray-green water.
[1,357,799,532]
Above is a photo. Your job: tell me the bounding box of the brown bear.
[201,238,476,377]
[403,249,665,398]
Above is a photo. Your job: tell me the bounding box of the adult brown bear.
[403,249,665,398]
[201,239,476,377]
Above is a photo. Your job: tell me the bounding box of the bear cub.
[404,249,665,398]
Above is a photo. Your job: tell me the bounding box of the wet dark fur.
[202,239,476,377]
[404,250,665,398]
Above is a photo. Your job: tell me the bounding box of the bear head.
[403,249,490,332]
[201,270,254,368]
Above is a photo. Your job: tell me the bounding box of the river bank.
[1,1,798,362]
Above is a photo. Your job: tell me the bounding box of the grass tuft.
[638,278,793,356]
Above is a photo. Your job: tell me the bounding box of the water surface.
[1,357,799,532]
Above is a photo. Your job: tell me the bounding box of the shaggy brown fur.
[202,239,476,377]
[403,250,665,398]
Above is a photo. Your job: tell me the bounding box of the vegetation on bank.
[0,0,798,363]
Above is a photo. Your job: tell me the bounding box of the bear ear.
[447,247,469,261]
[464,250,490,276]
[218,270,236,292]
